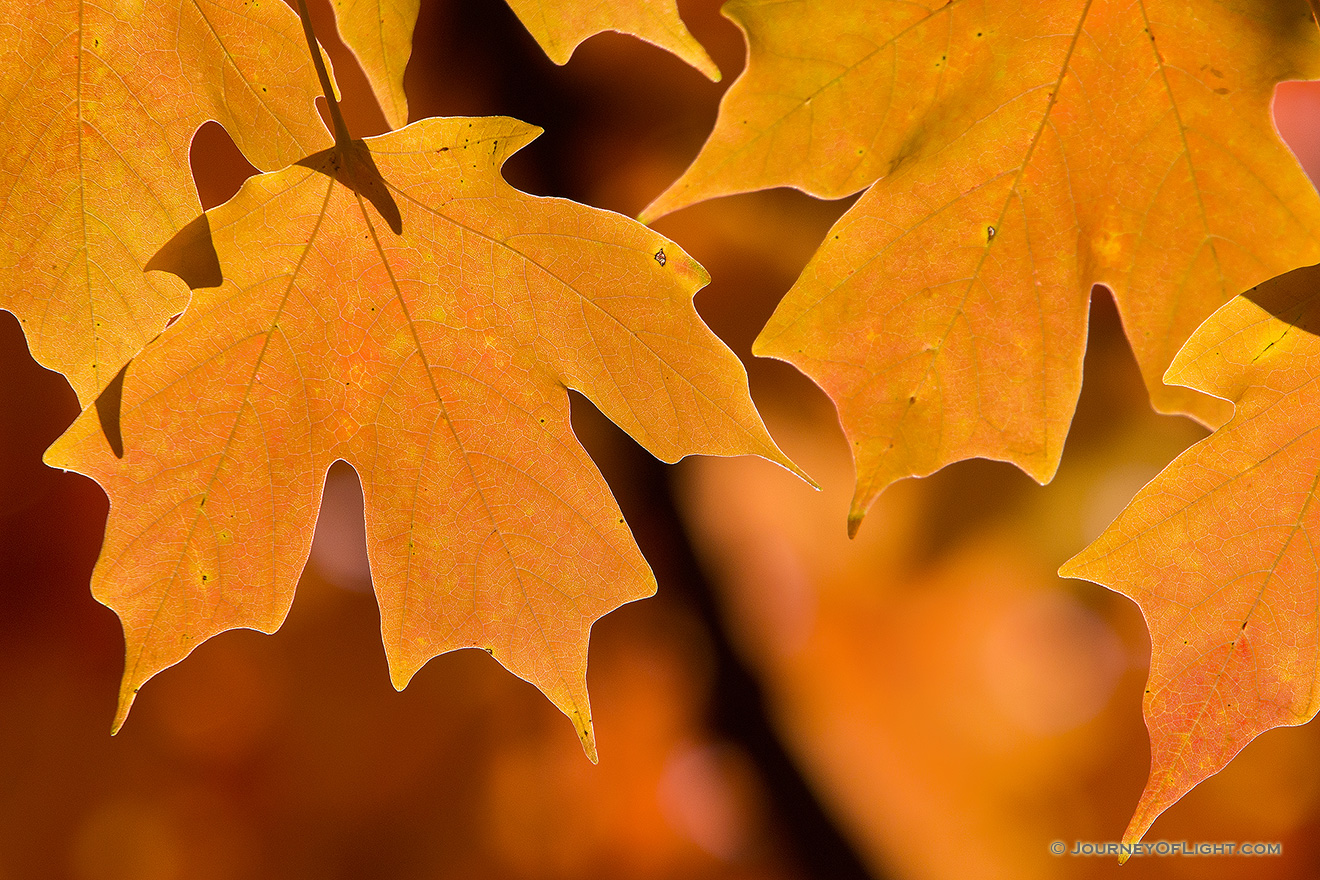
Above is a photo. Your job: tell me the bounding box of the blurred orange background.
[6,1,1320,878]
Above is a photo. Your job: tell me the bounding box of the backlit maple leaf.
[1063,263,1320,850]
[46,117,797,758]
[644,0,1320,534]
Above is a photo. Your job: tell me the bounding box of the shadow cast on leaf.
[297,141,403,235]
[1242,262,1320,338]
[146,139,403,299]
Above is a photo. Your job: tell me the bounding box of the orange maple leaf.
[330,0,719,133]
[1062,263,1320,851]
[643,0,1320,534]
[0,0,331,404]
[45,114,797,759]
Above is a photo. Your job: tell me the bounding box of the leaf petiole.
[295,0,352,149]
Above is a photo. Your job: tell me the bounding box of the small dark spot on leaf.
[654,249,666,266]
[909,396,916,404]
[438,146,449,152]
[1214,87,1230,95]
[987,225,996,242]
[201,574,209,582]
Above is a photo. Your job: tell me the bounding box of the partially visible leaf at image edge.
[330,0,719,132]
[46,116,800,758]
[643,0,1320,535]
[331,0,422,129]
[1062,263,1320,852]
[0,0,331,404]
[503,0,720,80]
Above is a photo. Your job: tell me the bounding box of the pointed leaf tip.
[110,683,139,736]
[846,509,863,539]
[760,443,817,489]
[576,715,599,764]
[1055,557,1081,581]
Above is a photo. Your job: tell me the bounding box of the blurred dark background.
[6,1,1320,877]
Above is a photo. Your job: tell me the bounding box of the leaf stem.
[295,0,352,149]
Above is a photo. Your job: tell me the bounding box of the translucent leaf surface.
[1064,263,1320,850]
[47,118,797,757]
[0,0,332,403]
